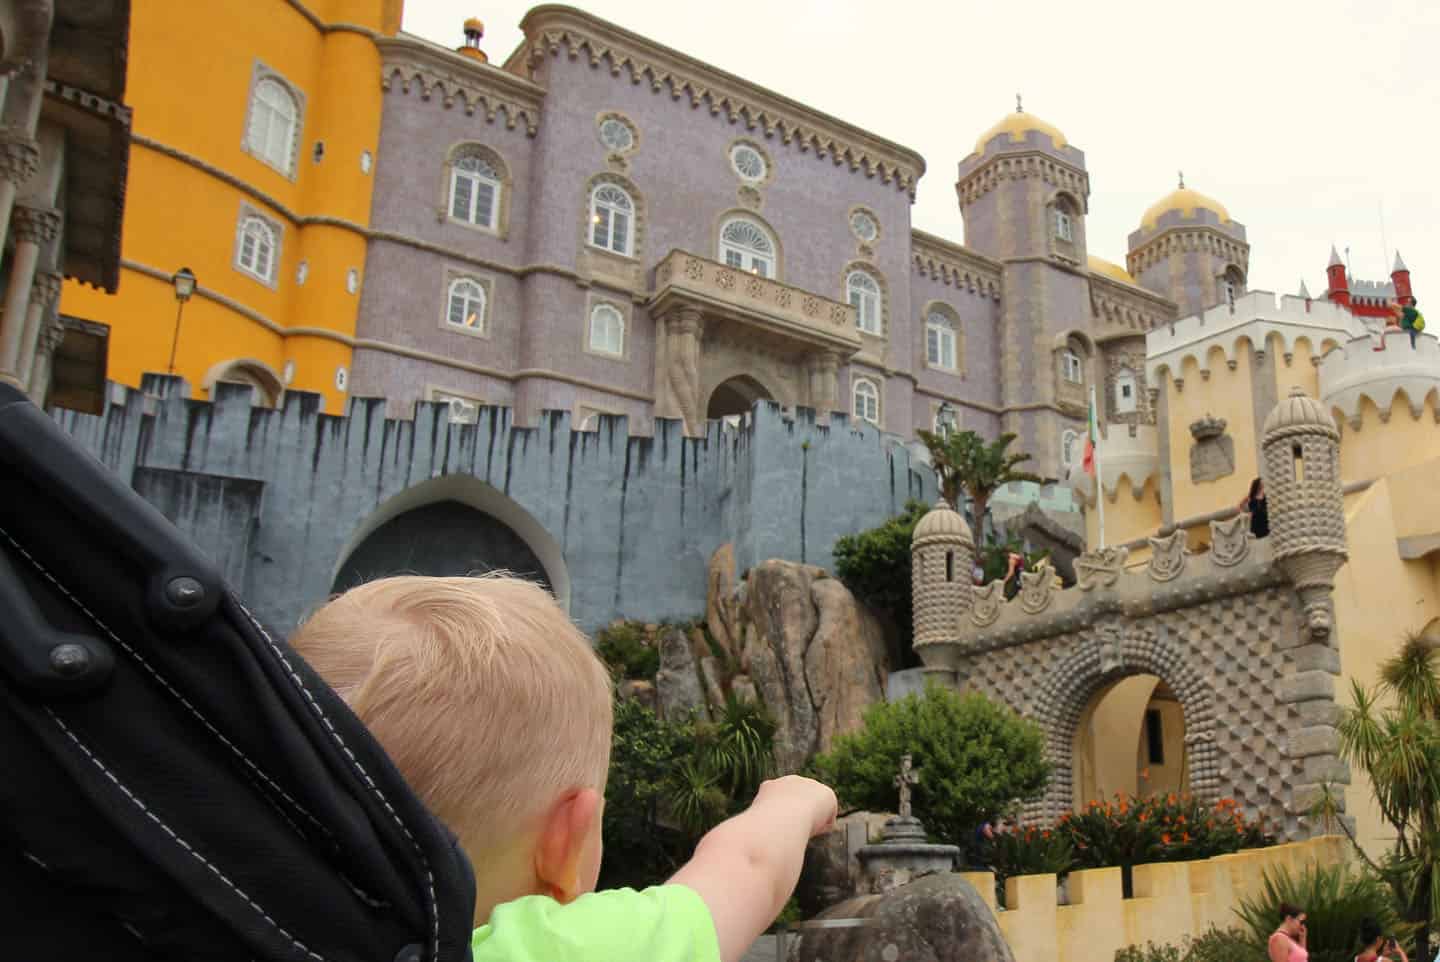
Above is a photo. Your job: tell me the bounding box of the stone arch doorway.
[1024,619,1219,826]
[706,374,774,423]
[329,474,570,611]
[1072,675,1189,809]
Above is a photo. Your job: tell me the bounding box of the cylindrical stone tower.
[910,499,975,649]
[1261,386,1348,639]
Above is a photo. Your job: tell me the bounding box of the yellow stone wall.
[1159,344,1261,523]
[959,836,1345,962]
[58,0,397,412]
[1084,475,1162,549]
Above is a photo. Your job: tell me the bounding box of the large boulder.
[793,874,1014,962]
[711,550,888,773]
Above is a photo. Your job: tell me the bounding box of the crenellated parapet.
[1146,291,1359,385]
[1319,333,1440,429]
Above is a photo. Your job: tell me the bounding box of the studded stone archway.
[1023,616,1221,826]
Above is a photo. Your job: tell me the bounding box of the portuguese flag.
[1082,394,1098,477]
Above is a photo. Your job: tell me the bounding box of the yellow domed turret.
[1087,255,1137,286]
[972,101,1068,154]
[1140,178,1231,231]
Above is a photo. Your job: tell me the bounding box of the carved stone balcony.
[650,250,862,357]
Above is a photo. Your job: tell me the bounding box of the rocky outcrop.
[795,874,1014,962]
[655,625,708,722]
[711,547,889,774]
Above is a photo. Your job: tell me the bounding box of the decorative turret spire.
[1393,250,1408,273]
[1328,245,1344,267]
[1298,279,1312,299]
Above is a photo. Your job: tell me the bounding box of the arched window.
[1221,266,1245,308]
[1062,349,1084,384]
[848,271,882,335]
[926,309,957,370]
[853,377,880,424]
[589,303,625,355]
[236,216,277,282]
[247,76,299,174]
[1053,195,1079,243]
[1114,368,1138,414]
[589,184,634,256]
[719,217,776,277]
[446,278,487,331]
[1061,429,1079,470]
[450,151,502,230]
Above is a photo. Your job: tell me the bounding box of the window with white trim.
[589,184,634,256]
[719,218,776,278]
[1061,429,1079,470]
[246,75,300,175]
[446,278,487,332]
[589,303,625,355]
[450,152,501,230]
[853,378,880,424]
[730,143,767,182]
[848,271,881,335]
[926,310,957,370]
[236,215,277,283]
[1114,368,1138,414]
[1055,209,1074,242]
[1062,350,1083,384]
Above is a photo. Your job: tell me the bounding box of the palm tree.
[1321,632,1440,962]
[916,429,1042,545]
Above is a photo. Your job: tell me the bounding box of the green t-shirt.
[1400,305,1420,330]
[471,884,722,962]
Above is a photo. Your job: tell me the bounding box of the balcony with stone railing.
[650,250,862,356]
[1319,330,1440,426]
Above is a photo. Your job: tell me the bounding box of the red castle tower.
[1323,246,1415,320]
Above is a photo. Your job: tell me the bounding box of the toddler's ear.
[534,788,601,904]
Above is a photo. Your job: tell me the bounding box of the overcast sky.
[403,0,1438,301]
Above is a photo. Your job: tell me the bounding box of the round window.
[334,366,348,391]
[730,144,766,182]
[850,211,879,243]
[599,118,634,152]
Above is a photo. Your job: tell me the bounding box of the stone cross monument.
[894,754,920,819]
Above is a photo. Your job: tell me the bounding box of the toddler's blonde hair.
[291,574,614,846]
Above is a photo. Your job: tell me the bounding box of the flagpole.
[1092,384,1107,549]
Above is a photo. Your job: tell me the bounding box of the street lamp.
[936,401,955,437]
[166,267,196,375]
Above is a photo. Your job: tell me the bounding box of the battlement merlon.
[1319,333,1440,427]
[1145,290,1365,383]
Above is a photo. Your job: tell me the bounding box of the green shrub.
[810,681,1049,847]
[1114,928,1254,962]
[1114,942,1183,962]
[832,500,929,656]
[600,697,693,889]
[988,824,1075,885]
[1234,861,1411,962]
[596,622,660,680]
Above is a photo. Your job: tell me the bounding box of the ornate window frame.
[440,269,494,339]
[727,137,774,188]
[1220,264,1245,308]
[581,173,644,262]
[1114,367,1138,414]
[716,211,781,279]
[584,294,629,360]
[852,375,882,425]
[1047,189,1083,263]
[842,261,889,339]
[242,61,305,179]
[1053,329,1094,415]
[233,203,282,288]
[595,111,639,158]
[847,205,881,246]
[441,142,512,239]
[922,301,964,374]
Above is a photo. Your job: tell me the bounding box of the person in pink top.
[1355,918,1409,962]
[1269,903,1308,962]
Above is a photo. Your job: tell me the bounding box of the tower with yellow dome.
[1127,174,1250,317]
[55,0,405,413]
[955,102,1095,477]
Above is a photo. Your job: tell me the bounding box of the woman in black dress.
[1240,478,1268,538]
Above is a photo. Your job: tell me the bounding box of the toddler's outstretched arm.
[669,775,837,962]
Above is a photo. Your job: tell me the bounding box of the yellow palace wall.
[59,0,399,412]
